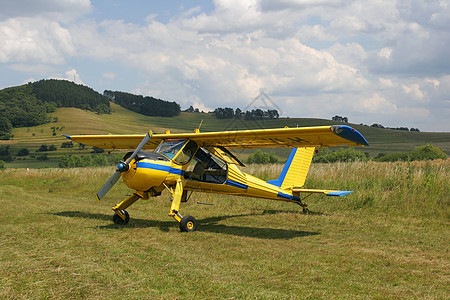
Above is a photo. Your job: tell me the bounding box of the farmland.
[0,160,448,299]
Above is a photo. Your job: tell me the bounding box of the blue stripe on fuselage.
[225,180,248,190]
[277,192,300,201]
[136,161,185,176]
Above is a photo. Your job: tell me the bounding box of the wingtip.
[62,134,72,140]
[331,125,369,146]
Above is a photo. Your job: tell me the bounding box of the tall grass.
[244,159,449,218]
[0,160,448,299]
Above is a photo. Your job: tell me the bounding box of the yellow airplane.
[64,125,369,232]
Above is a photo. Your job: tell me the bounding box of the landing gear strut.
[111,192,142,225]
[167,179,198,232]
[296,201,309,214]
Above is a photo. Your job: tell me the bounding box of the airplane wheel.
[179,215,197,232]
[113,210,129,225]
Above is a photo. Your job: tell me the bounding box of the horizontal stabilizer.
[292,188,353,197]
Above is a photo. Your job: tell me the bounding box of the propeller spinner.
[96,131,152,201]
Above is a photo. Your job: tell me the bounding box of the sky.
[0,0,449,132]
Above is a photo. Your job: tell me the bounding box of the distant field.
[2,103,449,168]
[0,160,448,298]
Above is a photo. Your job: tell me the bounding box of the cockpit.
[155,139,198,164]
[153,139,227,184]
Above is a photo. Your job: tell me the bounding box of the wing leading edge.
[64,125,369,150]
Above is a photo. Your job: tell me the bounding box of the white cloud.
[48,68,84,85]
[402,83,425,100]
[360,93,397,114]
[0,18,74,64]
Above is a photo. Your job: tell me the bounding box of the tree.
[0,145,12,162]
[104,90,180,117]
[332,115,349,123]
[0,116,12,137]
[17,148,30,156]
[58,154,70,168]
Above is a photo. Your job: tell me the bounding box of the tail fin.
[267,147,315,189]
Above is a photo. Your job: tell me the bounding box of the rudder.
[267,147,315,189]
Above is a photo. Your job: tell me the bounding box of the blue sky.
[1,0,449,131]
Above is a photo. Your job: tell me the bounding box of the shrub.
[411,144,446,160]
[61,141,73,148]
[0,145,12,162]
[36,154,48,161]
[375,144,447,162]
[313,148,367,163]
[59,154,114,168]
[93,155,109,166]
[0,160,5,170]
[17,148,30,156]
[247,150,279,164]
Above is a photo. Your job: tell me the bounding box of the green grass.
[0,160,448,299]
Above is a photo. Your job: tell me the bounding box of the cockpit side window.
[154,140,187,159]
[174,140,198,164]
[184,147,227,183]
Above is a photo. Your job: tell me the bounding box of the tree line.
[213,107,279,120]
[331,115,419,132]
[104,90,181,117]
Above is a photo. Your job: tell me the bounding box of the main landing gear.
[110,180,198,232]
[167,178,198,232]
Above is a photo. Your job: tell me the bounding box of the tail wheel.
[179,215,197,232]
[113,210,130,225]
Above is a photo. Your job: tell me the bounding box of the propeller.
[96,131,152,201]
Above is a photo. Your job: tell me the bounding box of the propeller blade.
[125,131,152,164]
[96,171,121,201]
[96,131,153,201]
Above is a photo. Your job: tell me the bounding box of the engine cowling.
[121,158,171,191]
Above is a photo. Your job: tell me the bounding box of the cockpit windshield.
[154,140,187,159]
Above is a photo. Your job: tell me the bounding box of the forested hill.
[104,90,180,117]
[0,80,110,138]
[32,80,110,113]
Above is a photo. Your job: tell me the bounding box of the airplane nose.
[121,159,170,191]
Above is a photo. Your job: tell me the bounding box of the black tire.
[113,210,130,225]
[179,215,197,232]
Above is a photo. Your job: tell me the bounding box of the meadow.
[1,160,448,299]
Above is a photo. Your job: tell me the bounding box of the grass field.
[1,160,448,299]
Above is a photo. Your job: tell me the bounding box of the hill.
[0,80,110,138]
[1,102,449,168]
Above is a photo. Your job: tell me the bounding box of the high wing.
[63,125,369,150]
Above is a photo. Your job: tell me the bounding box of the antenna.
[195,119,203,133]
